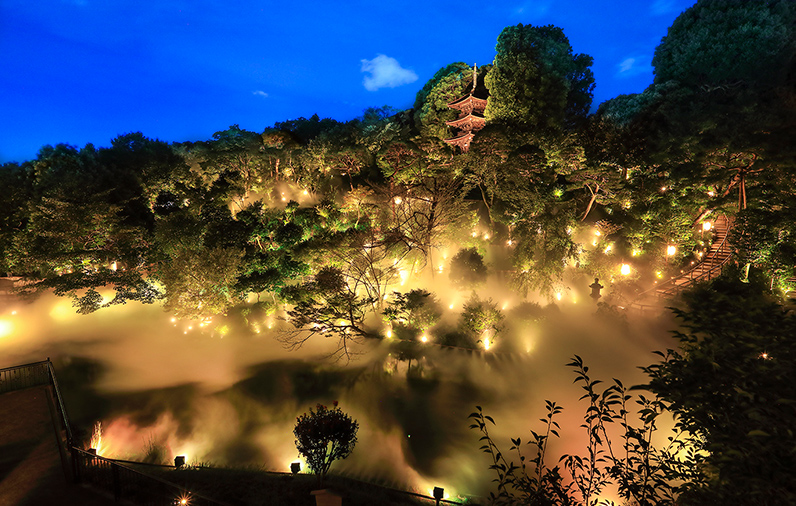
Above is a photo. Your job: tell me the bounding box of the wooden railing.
[627,215,734,312]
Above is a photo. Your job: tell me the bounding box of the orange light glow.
[620,264,631,276]
[666,245,677,256]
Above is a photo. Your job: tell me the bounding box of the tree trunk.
[581,184,600,222]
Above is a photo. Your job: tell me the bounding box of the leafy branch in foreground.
[470,355,699,505]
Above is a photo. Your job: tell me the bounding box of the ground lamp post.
[433,487,444,506]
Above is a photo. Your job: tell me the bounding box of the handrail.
[47,359,74,446]
[628,214,733,309]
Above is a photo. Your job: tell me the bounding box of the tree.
[644,273,796,504]
[485,24,595,131]
[280,266,376,361]
[294,402,358,485]
[449,247,488,287]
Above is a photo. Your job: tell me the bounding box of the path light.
[433,487,444,506]
[667,245,677,256]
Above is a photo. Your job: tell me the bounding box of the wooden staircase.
[627,215,733,311]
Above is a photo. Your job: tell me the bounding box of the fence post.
[112,463,121,501]
[72,450,81,484]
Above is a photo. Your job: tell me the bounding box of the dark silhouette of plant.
[294,402,359,486]
[469,356,697,505]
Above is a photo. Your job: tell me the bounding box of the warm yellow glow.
[631,249,640,256]
[110,261,118,271]
[420,334,428,343]
[707,190,715,197]
[507,239,513,246]
[760,352,771,360]
[10,310,17,315]
[555,292,562,301]
[386,329,392,339]
[302,189,308,195]
[594,230,601,236]
[661,186,667,191]
[90,421,103,455]
[0,320,13,338]
[592,240,597,246]
[471,231,477,237]
[620,264,631,276]
[448,303,454,310]
[603,244,612,254]
[667,245,677,256]
[394,196,402,205]
[656,271,663,279]
[702,221,712,232]
[483,234,490,240]
[483,338,490,350]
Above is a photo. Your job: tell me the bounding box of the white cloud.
[360,54,418,92]
[252,90,269,98]
[615,56,651,78]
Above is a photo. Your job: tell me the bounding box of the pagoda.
[443,64,488,153]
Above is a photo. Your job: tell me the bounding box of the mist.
[0,263,678,500]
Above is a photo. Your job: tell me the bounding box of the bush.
[294,402,359,485]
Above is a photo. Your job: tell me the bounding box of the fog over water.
[0,273,678,500]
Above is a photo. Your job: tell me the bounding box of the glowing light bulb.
[631,249,639,257]
[394,197,402,205]
[707,190,715,197]
[656,271,663,279]
[448,303,454,309]
[471,231,477,237]
[302,189,308,195]
[556,292,562,301]
[666,245,677,256]
[483,338,490,350]
[420,334,428,343]
[483,234,490,240]
[620,264,631,276]
[604,245,612,254]
[507,239,513,246]
[386,329,392,338]
[702,221,712,232]
[0,320,13,338]
[595,230,601,236]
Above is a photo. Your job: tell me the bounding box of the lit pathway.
[629,214,733,311]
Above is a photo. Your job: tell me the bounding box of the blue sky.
[0,0,696,163]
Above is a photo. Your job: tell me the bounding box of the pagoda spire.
[443,63,488,153]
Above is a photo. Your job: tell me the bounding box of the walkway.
[629,214,733,310]
[0,386,112,506]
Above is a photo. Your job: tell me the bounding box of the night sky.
[0,0,695,164]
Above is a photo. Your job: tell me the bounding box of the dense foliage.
[2,3,795,500]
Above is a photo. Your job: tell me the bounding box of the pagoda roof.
[443,131,475,152]
[447,94,488,111]
[446,113,486,130]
